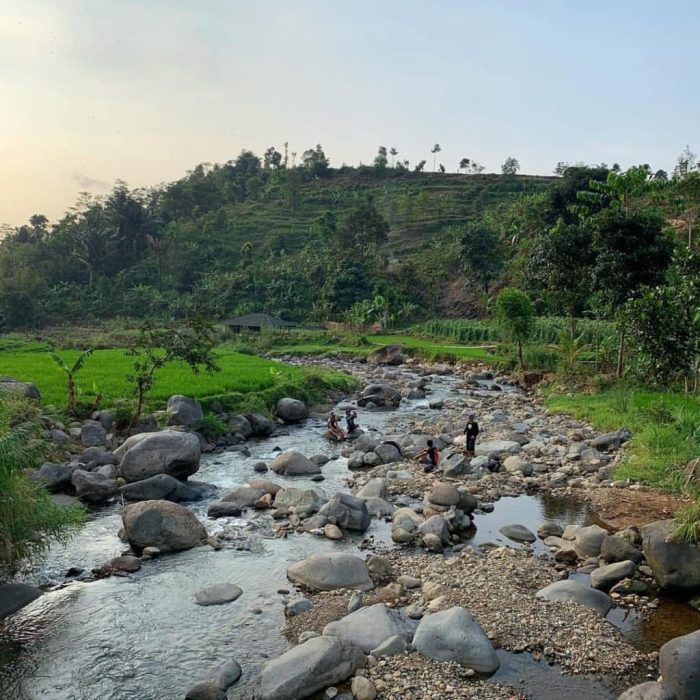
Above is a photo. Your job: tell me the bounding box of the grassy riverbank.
[0,341,356,416]
[546,389,700,494]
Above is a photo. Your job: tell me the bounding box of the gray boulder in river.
[323,603,418,653]
[114,430,201,483]
[617,681,677,700]
[0,583,42,620]
[357,382,401,408]
[269,450,320,476]
[642,520,700,595]
[412,606,499,673]
[119,474,206,502]
[275,397,308,423]
[122,499,207,553]
[659,628,700,700]
[258,636,365,700]
[536,579,612,617]
[287,552,374,591]
[319,493,371,531]
[166,395,203,427]
[71,467,118,504]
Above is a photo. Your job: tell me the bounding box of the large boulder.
[258,636,365,700]
[374,442,402,464]
[502,455,533,476]
[119,474,204,502]
[185,682,225,700]
[618,682,676,700]
[274,487,325,514]
[246,413,276,437]
[536,580,612,617]
[356,478,387,499]
[122,500,207,553]
[0,376,40,400]
[319,493,371,532]
[114,431,201,483]
[659,629,700,700]
[574,524,609,559]
[358,383,401,408]
[220,486,266,509]
[367,344,406,366]
[642,520,700,595]
[275,398,308,423]
[412,606,499,674]
[80,420,107,447]
[442,452,469,478]
[228,414,253,438]
[71,468,117,504]
[80,447,115,467]
[287,553,374,591]
[29,462,74,493]
[269,451,320,476]
[591,560,637,591]
[363,497,396,517]
[601,535,644,564]
[475,440,521,458]
[0,583,42,620]
[323,603,417,653]
[166,395,203,427]
[426,482,460,507]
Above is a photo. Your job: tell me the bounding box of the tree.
[48,348,94,416]
[263,146,283,170]
[495,288,534,367]
[73,208,116,285]
[414,160,426,172]
[373,146,388,173]
[439,164,445,173]
[126,318,219,430]
[324,259,373,313]
[302,144,330,177]
[431,144,441,172]
[674,145,697,179]
[501,157,520,175]
[336,197,389,261]
[525,219,594,334]
[389,147,398,167]
[459,222,503,295]
[626,248,700,388]
[459,158,471,173]
[592,209,674,376]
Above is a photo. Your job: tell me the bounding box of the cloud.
[72,172,110,190]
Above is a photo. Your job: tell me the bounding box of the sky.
[1,0,699,226]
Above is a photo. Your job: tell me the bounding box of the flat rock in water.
[287,553,373,591]
[536,580,612,617]
[259,636,365,700]
[0,583,42,620]
[412,606,499,673]
[590,560,637,590]
[323,603,417,653]
[193,583,243,606]
[269,451,320,476]
[499,524,536,543]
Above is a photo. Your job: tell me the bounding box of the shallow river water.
[1,368,698,699]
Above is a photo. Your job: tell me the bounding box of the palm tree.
[389,147,398,167]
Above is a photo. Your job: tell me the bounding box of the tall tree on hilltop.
[389,147,398,167]
[302,144,330,177]
[431,144,441,172]
[501,157,520,175]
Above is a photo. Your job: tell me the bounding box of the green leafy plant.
[495,288,534,367]
[548,329,589,373]
[48,347,94,415]
[672,500,700,544]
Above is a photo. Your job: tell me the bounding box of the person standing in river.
[464,414,479,458]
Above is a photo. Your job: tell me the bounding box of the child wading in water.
[415,439,440,473]
[464,414,479,458]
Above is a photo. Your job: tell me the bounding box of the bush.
[0,396,84,576]
[495,288,534,367]
[195,413,227,438]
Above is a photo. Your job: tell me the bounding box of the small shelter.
[224,313,296,333]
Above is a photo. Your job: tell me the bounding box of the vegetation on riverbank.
[546,389,700,495]
[0,395,84,577]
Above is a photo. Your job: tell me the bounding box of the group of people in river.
[327,406,480,474]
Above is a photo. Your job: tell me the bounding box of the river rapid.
[1,361,699,700]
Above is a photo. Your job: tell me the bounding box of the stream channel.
[1,364,699,700]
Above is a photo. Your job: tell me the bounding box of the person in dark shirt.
[464,414,479,458]
[416,439,440,473]
[345,407,358,434]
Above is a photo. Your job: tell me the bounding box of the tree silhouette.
[389,147,398,167]
[431,144,442,172]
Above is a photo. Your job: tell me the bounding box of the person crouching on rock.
[327,411,346,441]
[416,439,439,473]
[464,414,479,458]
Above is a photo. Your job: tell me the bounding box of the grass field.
[546,389,700,493]
[0,342,355,413]
[267,333,503,363]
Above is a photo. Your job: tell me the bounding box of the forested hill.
[1,146,697,330]
[0,147,556,328]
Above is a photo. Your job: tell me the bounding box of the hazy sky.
[2,0,699,226]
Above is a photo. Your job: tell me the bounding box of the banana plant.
[48,348,94,415]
